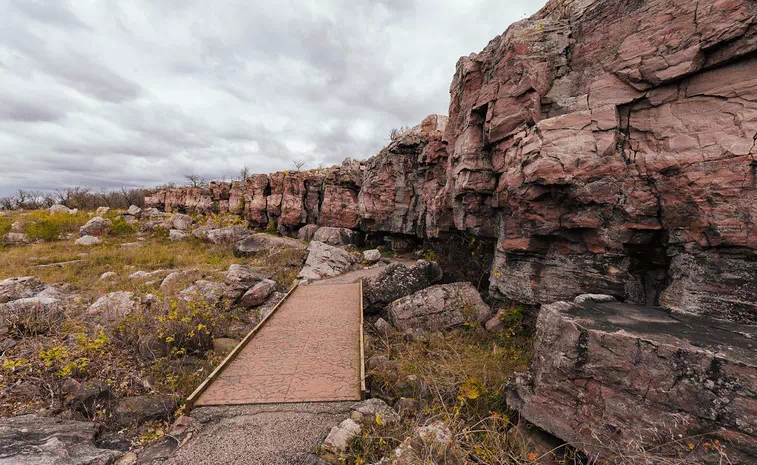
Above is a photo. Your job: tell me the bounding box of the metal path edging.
[184,281,300,412]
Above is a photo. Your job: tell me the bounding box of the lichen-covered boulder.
[0,277,47,303]
[387,283,491,333]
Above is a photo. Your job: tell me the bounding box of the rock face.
[508,300,757,464]
[0,415,122,465]
[143,0,757,323]
[387,282,491,333]
[362,261,443,314]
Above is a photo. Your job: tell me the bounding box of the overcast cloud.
[0,0,544,195]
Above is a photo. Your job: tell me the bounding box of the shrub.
[23,211,88,242]
[109,217,136,236]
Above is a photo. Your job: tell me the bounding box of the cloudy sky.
[0,0,544,195]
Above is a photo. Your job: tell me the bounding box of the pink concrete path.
[195,283,362,406]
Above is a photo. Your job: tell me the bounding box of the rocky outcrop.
[79,217,111,237]
[0,415,122,465]
[507,299,757,464]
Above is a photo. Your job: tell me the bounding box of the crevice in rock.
[623,230,672,307]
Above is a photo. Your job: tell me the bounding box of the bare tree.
[184,174,205,187]
[292,160,306,172]
[239,166,250,181]
[389,125,411,141]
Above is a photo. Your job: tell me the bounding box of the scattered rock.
[384,421,463,465]
[573,294,616,304]
[297,224,320,241]
[224,264,271,291]
[350,398,399,426]
[159,270,202,293]
[79,217,112,237]
[212,337,239,354]
[169,229,188,242]
[312,226,359,246]
[85,292,135,324]
[0,414,122,465]
[126,205,142,216]
[362,249,381,263]
[4,232,29,244]
[95,206,110,216]
[128,270,167,280]
[75,235,102,246]
[49,204,77,215]
[179,280,231,306]
[204,225,250,245]
[0,276,47,303]
[363,261,442,313]
[64,380,112,416]
[298,241,360,281]
[120,242,141,249]
[171,213,193,230]
[99,272,117,281]
[190,225,213,240]
[240,279,277,308]
[387,283,491,333]
[394,397,421,418]
[322,418,361,453]
[114,395,177,427]
[373,317,392,337]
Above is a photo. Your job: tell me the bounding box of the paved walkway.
[195,282,362,406]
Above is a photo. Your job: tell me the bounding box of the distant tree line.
[0,186,167,211]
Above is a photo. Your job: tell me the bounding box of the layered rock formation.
[147,0,757,322]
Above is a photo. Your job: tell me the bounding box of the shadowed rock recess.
[146,0,757,461]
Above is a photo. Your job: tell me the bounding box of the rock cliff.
[145,0,757,460]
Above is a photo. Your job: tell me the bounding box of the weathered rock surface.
[322,418,361,454]
[387,282,491,333]
[79,217,111,237]
[372,421,463,465]
[168,229,188,242]
[0,297,65,334]
[49,204,77,215]
[75,235,102,246]
[297,224,320,242]
[0,414,122,465]
[224,264,270,292]
[204,225,250,245]
[114,395,177,427]
[362,249,381,263]
[171,213,193,231]
[311,227,359,246]
[363,261,443,313]
[0,276,47,303]
[297,241,360,281]
[240,279,276,308]
[508,300,757,464]
[232,233,306,257]
[179,280,232,306]
[86,292,135,324]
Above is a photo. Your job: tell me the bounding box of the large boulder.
[78,217,111,237]
[363,261,442,313]
[204,225,250,245]
[297,224,320,241]
[224,264,270,292]
[240,279,277,308]
[179,280,234,306]
[312,226,359,246]
[75,235,101,246]
[507,299,757,465]
[0,415,122,465]
[126,205,142,217]
[297,241,360,281]
[387,283,491,333]
[232,233,307,257]
[171,213,193,230]
[85,292,135,324]
[0,277,47,303]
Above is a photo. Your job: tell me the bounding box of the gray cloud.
[0,0,543,195]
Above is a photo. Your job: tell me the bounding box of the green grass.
[0,216,11,237]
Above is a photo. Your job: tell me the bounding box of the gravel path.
[165,403,351,465]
